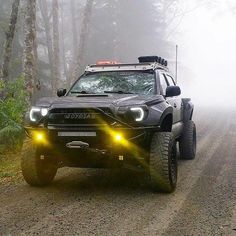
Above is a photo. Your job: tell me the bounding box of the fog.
[33,0,236,108]
[172,0,236,107]
[2,0,235,108]
[84,0,236,108]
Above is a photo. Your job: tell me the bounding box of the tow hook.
[66,141,107,155]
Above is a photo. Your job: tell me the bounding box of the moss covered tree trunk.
[0,0,20,83]
[23,0,36,104]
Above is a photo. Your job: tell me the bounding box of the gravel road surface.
[0,107,236,236]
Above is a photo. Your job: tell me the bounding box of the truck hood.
[35,94,164,109]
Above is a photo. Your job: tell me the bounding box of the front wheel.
[21,139,58,186]
[149,132,177,193]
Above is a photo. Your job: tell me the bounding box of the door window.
[165,75,176,86]
[159,73,168,95]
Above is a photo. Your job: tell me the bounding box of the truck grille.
[47,108,114,126]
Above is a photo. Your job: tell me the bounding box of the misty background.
[0,0,236,106]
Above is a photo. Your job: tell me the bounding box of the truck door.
[159,73,178,124]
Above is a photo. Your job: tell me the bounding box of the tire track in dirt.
[121,114,230,236]
[163,117,236,236]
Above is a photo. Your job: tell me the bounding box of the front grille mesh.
[47,108,114,126]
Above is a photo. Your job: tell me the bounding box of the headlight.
[117,106,148,122]
[29,107,49,122]
[41,108,49,116]
[130,107,145,121]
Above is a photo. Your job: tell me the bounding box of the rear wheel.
[149,132,177,193]
[21,139,58,186]
[179,120,197,160]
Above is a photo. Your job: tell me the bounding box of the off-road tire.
[149,132,177,193]
[21,138,57,186]
[179,120,196,160]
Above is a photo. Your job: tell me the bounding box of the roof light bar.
[96,60,119,65]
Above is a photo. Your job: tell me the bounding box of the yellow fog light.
[114,133,123,142]
[33,132,45,143]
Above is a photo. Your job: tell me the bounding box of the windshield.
[68,71,156,96]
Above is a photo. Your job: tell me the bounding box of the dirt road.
[0,107,236,236]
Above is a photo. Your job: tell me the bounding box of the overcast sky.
[171,0,236,106]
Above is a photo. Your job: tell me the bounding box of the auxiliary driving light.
[33,132,45,143]
[114,133,123,142]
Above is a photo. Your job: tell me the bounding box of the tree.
[59,0,68,81]
[23,0,37,103]
[85,0,176,65]
[52,0,60,94]
[70,0,94,85]
[0,0,20,83]
[66,0,79,86]
[70,0,79,57]
[38,0,54,87]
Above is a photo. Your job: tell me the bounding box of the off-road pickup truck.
[21,56,196,193]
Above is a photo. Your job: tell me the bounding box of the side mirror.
[57,88,67,97]
[166,86,181,97]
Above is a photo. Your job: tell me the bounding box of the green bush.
[0,76,28,153]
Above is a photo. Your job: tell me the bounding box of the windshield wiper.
[70,90,91,94]
[104,90,134,94]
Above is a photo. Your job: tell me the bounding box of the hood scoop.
[76,94,109,97]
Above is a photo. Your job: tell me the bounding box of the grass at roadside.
[0,152,22,184]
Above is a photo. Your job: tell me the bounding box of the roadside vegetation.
[0,153,21,183]
[0,77,28,153]
[0,77,27,183]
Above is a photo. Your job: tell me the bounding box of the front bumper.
[25,124,159,168]
[25,124,158,149]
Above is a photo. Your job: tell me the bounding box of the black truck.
[21,56,196,193]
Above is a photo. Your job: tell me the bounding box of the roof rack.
[85,56,169,73]
[138,56,168,67]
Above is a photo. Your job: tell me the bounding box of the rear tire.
[21,139,57,186]
[179,120,197,160]
[149,132,177,193]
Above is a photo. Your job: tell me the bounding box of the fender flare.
[182,98,194,121]
[159,106,173,127]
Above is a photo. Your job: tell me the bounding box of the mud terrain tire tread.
[21,139,57,186]
[179,120,196,160]
[149,132,177,193]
